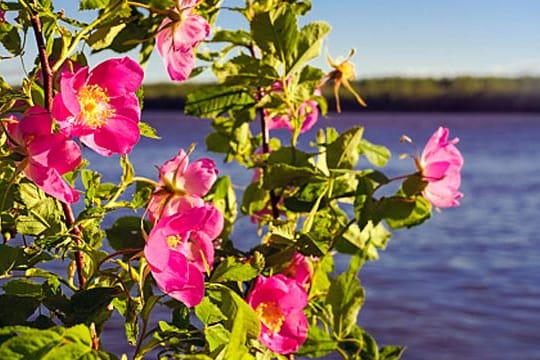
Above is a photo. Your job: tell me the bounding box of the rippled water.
[88,111,540,359]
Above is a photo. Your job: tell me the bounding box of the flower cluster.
[4,57,144,204]
[144,150,223,307]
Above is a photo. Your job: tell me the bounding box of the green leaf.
[222,55,279,87]
[106,216,148,251]
[287,21,331,74]
[251,7,297,65]
[263,163,325,190]
[326,272,365,337]
[206,176,237,238]
[139,121,160,139]
[0,244,25,276]
[63,287,119,326]
[326,126,364,169]
[359,138,391,167]
[87,23,126,50]
[79,0,108,10]
[0,23,22,55]
[379,345,406,360]
[206,324,230,353]
[210,257,259,283]
[0,325,110,359]
[377,196,431,230]
[241,182,268,215]
[401,174,427,196]
[296,324,338,357]
[132,181,154,209]
[0,295,40,326]
[195,297,228,326]
[212,29,251,47]
[185,85,255,118]
[205,284,260,358]
[2,279,42,298]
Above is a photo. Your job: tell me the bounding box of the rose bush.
[0,1,463,359]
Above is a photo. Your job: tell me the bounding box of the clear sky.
[1,0,540,84]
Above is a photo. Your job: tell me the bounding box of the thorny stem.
[29,1,53,112]
[29,1,86,289]
[249,42,280,219]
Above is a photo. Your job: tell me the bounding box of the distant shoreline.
[142,76,540,113]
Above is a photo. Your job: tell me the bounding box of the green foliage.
[0,324,116,359]
[0,0,454,358]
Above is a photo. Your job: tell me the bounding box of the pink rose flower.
[247,275,309,354]
[52,57,144,156]
[156,0,210,81]
[147,149,218,222]
[144,204,224,307]
[418,127,464,208]
[281,252,314,289]
[264,81,320,134]
[6,106,81,203]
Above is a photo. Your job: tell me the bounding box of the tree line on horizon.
[142,76,540,112]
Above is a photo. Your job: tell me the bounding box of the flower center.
[336,61,355,80]
[77,84,114,128]
[255,301,285,334]
[166,234,183,249]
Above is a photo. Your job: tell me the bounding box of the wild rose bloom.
[144,204,223,307]
[247,275,309,354]
[264,81,320,134]
[418,127,464,208]
[281,252,314,289]
[6,106,81,203]
[147,149,218,223]
[156,0,210,81]
[52,57,144,156]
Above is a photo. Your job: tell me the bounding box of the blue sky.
[1,0,540,83]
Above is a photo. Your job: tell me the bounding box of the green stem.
[128,1,179,18]
[52,0,126,73]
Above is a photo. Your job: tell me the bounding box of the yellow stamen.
[77,84,115,128]
[255,301,285,334]
[166,234,183,249]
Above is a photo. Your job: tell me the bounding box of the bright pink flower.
[418,127,464,208]
[156,1,210,81]
[52,57,144,156]
[147,149,218,222]
[247,275,309,354]
[281,252,314,289]
[6,106,81,203]
[264,82,320,134]
[144,204,224,307]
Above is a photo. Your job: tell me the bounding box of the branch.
[29,0,86,289]
[29,2,53,111]
[249,43,280,219]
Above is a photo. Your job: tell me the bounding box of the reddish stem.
[249,43,280,219]
[29,1,86,288]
